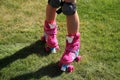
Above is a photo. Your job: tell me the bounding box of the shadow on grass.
[10,62,63,80]
[0,40,51,70]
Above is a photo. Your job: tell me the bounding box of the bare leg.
[59,0,81,72]
[46,0,80,36]
[65,0,79,35]
[66,12,79,35]
[41,4,59,53]
[46,4,57,22]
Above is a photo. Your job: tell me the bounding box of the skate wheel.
[58,62,62,68]
[45,47,57,53]
[45,47,50,52]
[41,36,46,42]
[58,62,62,69]
[67,65,74,72]
[75,56,81,62]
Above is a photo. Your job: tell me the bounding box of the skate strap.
[66,41,79,51]
[70,49,79,60]
[44,21,57,35]
[45,29,57,35]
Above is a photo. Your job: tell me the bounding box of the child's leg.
[46,0,62,21]
[46,4,56,22]
[62,0,79,34]
[66,12,79,35]
[41,1,61,53]
[59,0,81,72]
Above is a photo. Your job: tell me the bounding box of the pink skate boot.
[58,33,81,72]
[41,20,59,53]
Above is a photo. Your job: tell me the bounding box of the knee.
[48,0,77,15]
[48,0,62,8]
[64,0,76,3]
[62,1,76,15]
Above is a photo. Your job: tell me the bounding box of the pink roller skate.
[58,33,81,72]
[41,20,59,53]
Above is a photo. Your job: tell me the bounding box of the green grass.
[0,0,120,80]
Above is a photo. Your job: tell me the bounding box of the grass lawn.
[0,0,120,80]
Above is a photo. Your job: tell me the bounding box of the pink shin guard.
[59,32,81,72]
[41,20,59,53]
